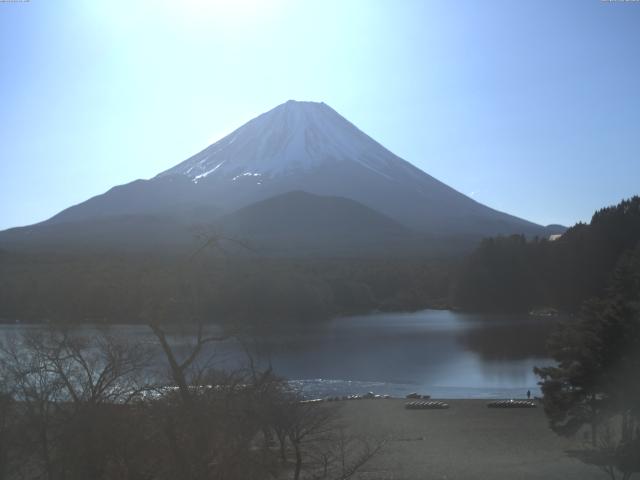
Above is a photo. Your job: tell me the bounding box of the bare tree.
[275,399,385,480]
[149,322,224,406]
[0,382,16,480]
[0,328,154,480]
[146,322,281,480]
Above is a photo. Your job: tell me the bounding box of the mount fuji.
[0,100,561,256]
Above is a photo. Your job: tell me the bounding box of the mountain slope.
[0,192,427,257]
[0,100,560,256]
[215,191,424,256]
[157,100,545,236]
[0,213,204,253]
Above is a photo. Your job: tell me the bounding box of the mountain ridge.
[0,100,563,256]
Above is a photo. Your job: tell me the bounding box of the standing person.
[526,390,531,400]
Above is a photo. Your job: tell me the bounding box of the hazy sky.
[1,0,639,230]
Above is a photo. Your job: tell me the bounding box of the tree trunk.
[40,423,54,480]
[293,441,302,480]
[276,431,287,462]
[164,415,190,479]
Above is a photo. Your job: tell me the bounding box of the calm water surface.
[1,310,558,399]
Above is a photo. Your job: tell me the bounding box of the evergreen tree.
[535,244,640,478]
[454,196,640,313]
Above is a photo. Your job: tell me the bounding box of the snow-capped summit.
[27,100,552,241]
[158,100,415,184]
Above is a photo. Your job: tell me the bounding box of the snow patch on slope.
[157,100,412,184]
[193,162,225,182]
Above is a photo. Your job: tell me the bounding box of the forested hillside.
[4,197,637,323]
[453,196,640,312]
[0,252,450,325]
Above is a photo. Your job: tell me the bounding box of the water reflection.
[0,310,558,398]
[236,310,557,398]
[456,319,556,360]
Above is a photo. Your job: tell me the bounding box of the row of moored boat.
[487,400,537,408]
[405,401,450,410]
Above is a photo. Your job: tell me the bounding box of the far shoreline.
[0,304,572,326]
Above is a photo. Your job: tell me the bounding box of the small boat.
[406,393,430,399]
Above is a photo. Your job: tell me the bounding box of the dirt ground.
[338,399,605,480]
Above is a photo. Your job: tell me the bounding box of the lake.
[0,310,558,399]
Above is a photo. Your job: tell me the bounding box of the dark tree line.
[535,243,640,480]
[0,253,451,325]
[453,196,640,313]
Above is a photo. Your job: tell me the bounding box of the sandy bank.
[338,399,602,480]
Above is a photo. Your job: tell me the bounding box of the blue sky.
[1,0,639,230]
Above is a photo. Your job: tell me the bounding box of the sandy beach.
[339,399,603,480]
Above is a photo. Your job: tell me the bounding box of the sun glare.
[172,0,276,23]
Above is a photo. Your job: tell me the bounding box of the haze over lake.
[1,310,555,399]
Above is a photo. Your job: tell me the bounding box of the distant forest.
[452,196,640,313]
[0,253,450,325]
[2,196,639,324]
